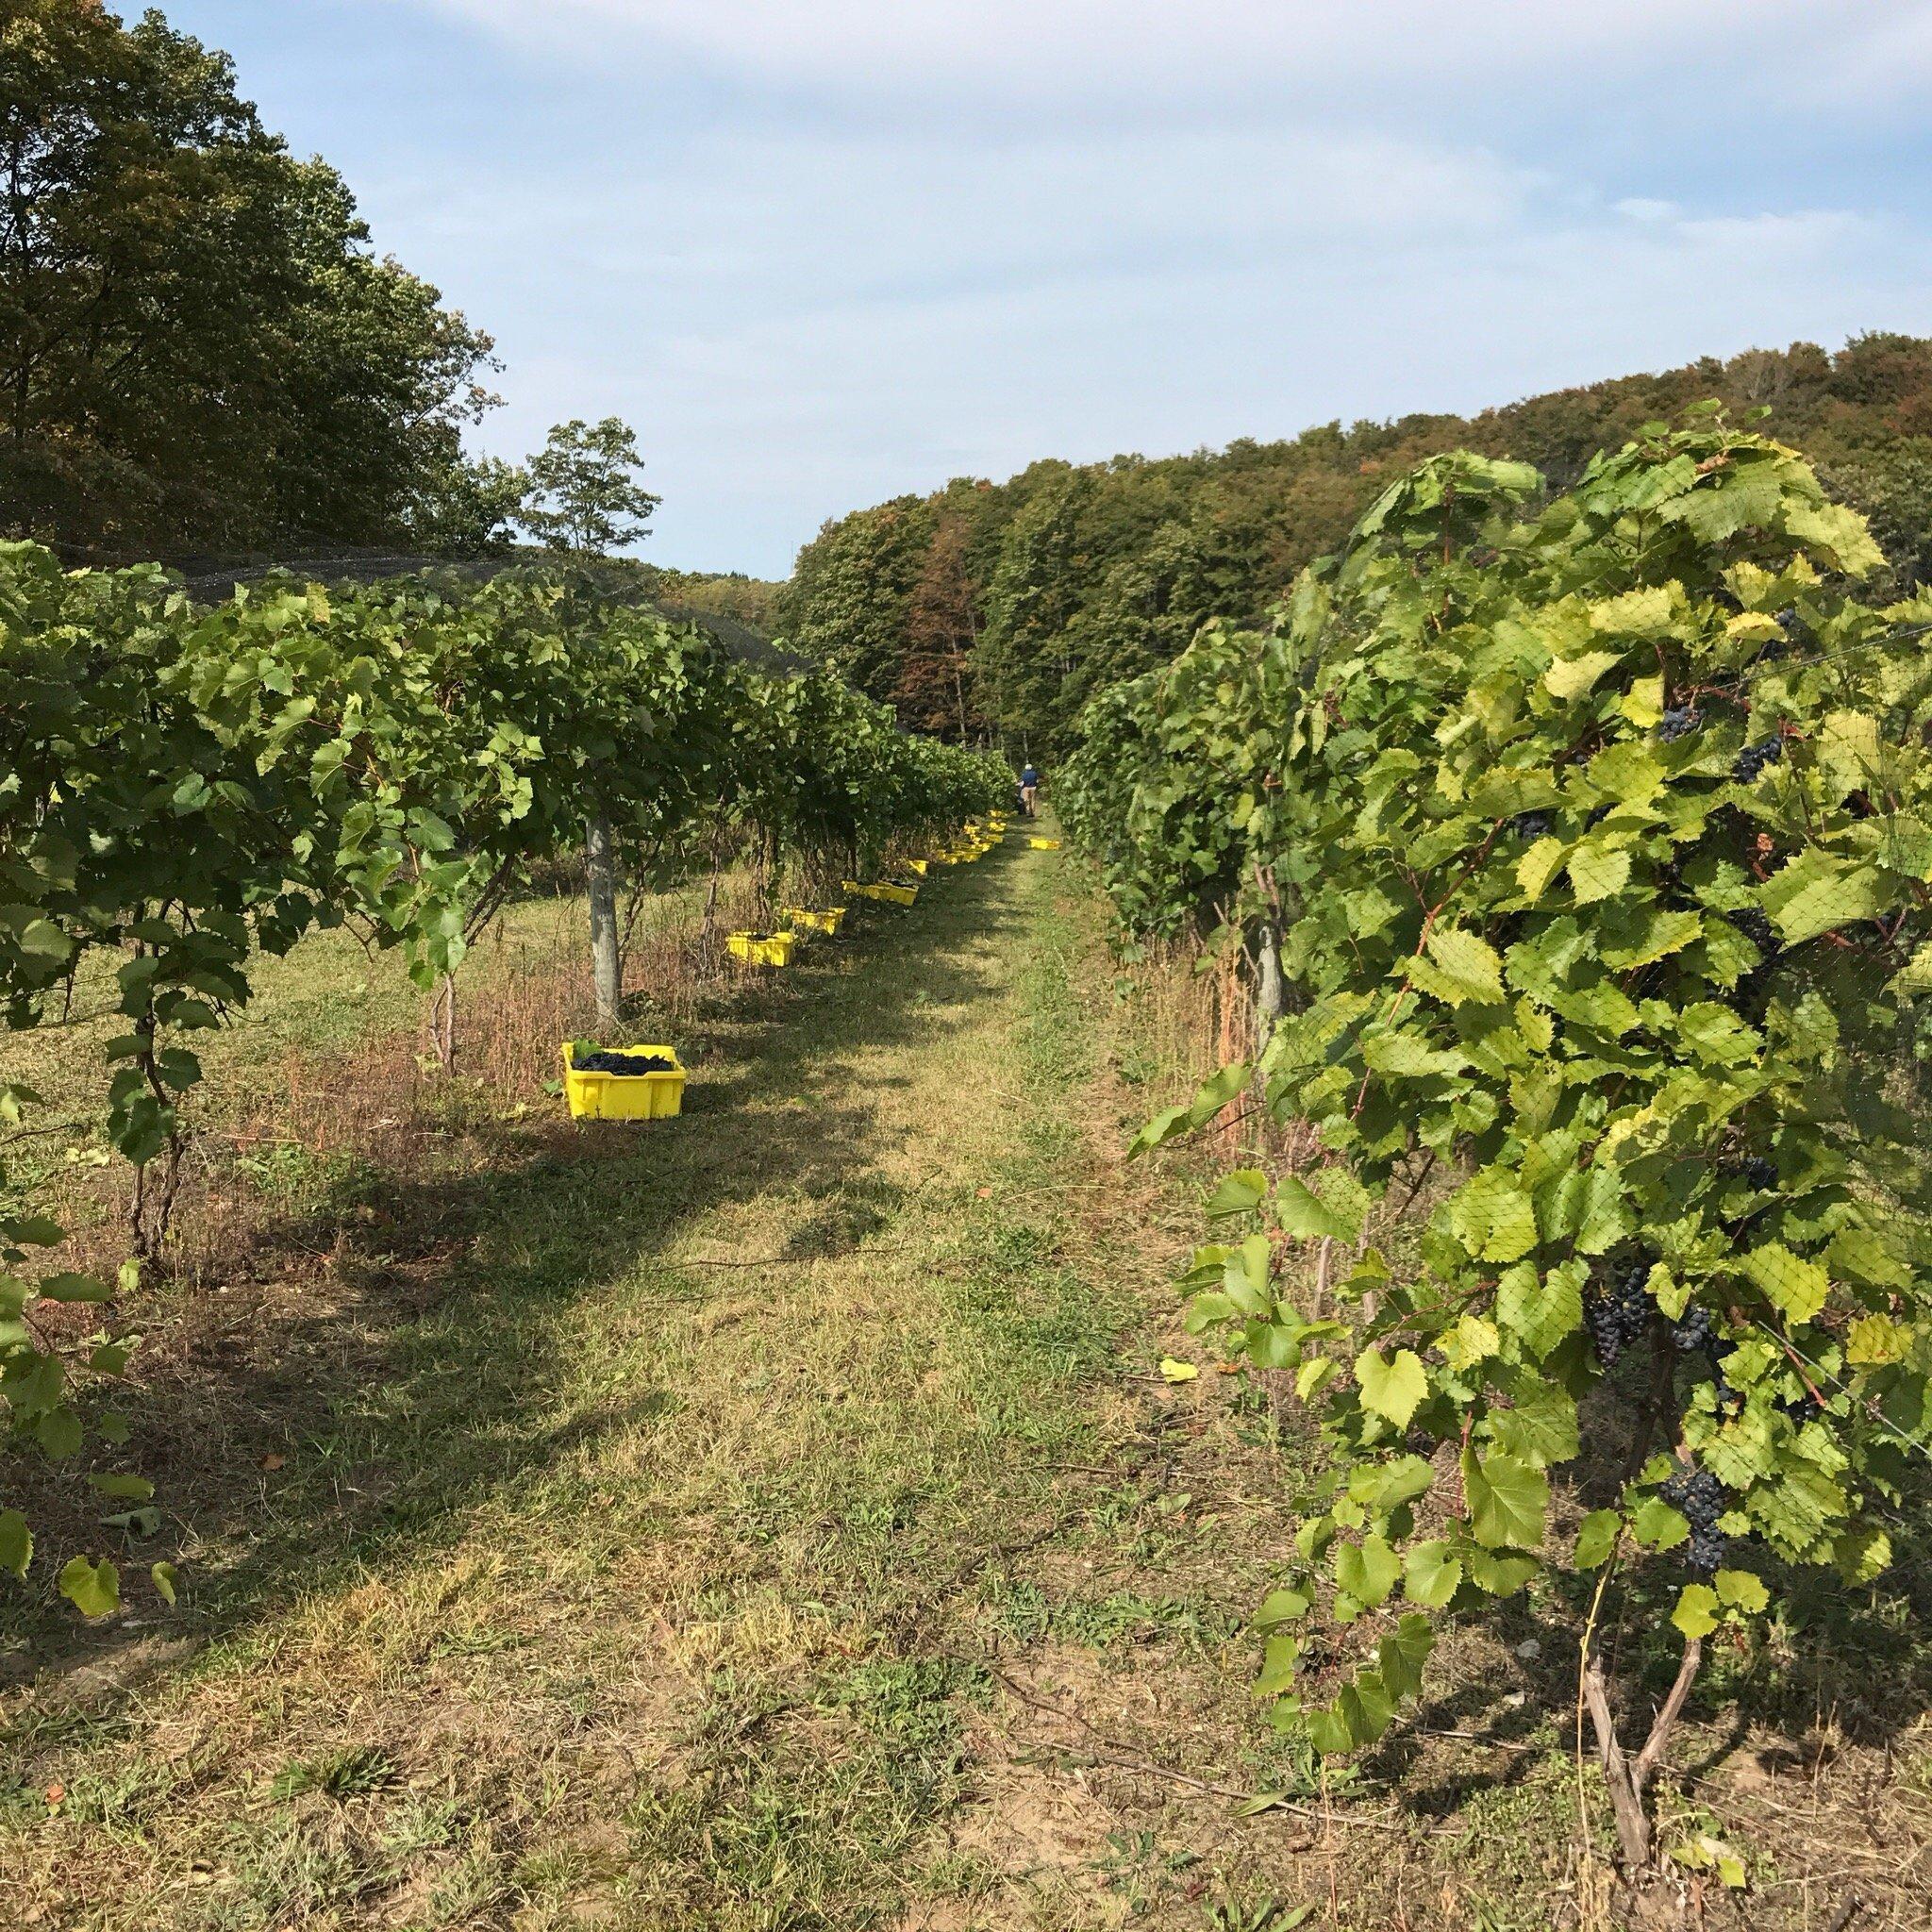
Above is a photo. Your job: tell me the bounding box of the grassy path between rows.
[3,846,1281,1930]
[17,843,1913,1931]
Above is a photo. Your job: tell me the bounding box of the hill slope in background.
[776,334,1932,756]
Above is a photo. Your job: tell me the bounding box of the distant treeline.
[775,335,1932,756]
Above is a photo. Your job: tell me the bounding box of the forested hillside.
[778,335,1932,754]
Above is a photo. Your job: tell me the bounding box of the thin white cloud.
[320,1,1932,570]
[405,0,1932,110]
[422,140,1915,568]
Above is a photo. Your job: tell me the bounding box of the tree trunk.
[429,971,458,1073]
[1254,918,1286,1056]
[698,833,726,968]
[124,987,187,1267]
[586,812,621,1026]
[1579,1633,1704,1874]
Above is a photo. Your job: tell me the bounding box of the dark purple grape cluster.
[1777,1387,1824,1425]
[1512,810,1553,841]
[1585,1255,1651,1366]
[1740,1156,1775,1191]
[1672,1304,1713,1353]
[1659,706,1701,743]
[1725,906,1780,961]
[574,1050,675,1075]
[1733,737,1785,782]
[1660,1462,1727,1575]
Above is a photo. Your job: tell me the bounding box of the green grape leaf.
[1205,1170,1269,1220]
[1740,1242,1829,1326]
[1567,841,1632,906]
[1356,1348,1428,1429]
[1377,1613,1435,1704]
[1464,1547,1540,1596]
[1761,851,1885,945]
[37,1272,113,1304]
[1414,927,1506,1007]
[1574,1509,1622,1569]
[1335,1535,1401,1608]
[0,1509,31,1580]
[1403,1541,1463,1607]
[58,1555,121,1620]
[1713,1569,1769,1613]
[1274,1173,1359,1241]
[1672,1583,1720,1639]
[1255,1587,1312,1630]
[1494,1259,1583,1359]
[1462,1446,1548,1550]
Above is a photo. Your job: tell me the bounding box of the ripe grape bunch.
[1512,810,1553,841]
[1671,1304,1712,1353]
[575,1050,675,1075]
[1585,1255,1651,1365]
[1777,1386,1824,1424]
[1725,905,1781,962]
[1733,736,1785,783]
[1658,705,1701,743]
[1659,1461,1727,1576]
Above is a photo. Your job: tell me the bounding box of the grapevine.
[1,543,1008,1623]
[1061,412,1932,1874]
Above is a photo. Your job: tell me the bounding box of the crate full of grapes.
[784,907,846,937]
[561,1042,686,1121]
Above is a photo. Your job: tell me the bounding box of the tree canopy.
[519,416,660,557]
[0,0,498,559]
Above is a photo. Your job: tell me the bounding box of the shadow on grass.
[0,842,1031,1725]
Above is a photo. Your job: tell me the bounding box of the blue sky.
[169,1,1932,576]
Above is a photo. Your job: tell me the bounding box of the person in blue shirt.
[1020,763,1041,816]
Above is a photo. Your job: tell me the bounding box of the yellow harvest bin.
[1029,836,1061,850]
[728,930,796,967]
[905,858,930,876]
[785,906,846,937]
[561,1042,686,1121]
[843,879,918,908]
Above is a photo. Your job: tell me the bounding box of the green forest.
[779,336,1932,754]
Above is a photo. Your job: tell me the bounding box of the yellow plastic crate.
[561,1042,685,1121]
[727,930,797,966]
[1029,836,1061,850]
[785,906,846,937]
[843,879,918,907]
[905,858,930,876]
